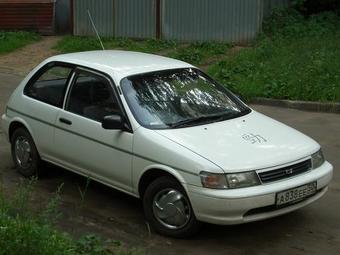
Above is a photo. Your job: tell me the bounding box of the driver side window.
[66,70,120,122]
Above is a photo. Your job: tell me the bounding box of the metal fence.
[73,0,290,42]
[73,0,114,37]
[115,0,156,38]
[162,0,262,42]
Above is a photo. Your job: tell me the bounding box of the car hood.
[155,110,319,173]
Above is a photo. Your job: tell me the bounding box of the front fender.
[133,161,201,197]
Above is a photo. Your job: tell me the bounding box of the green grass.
[55,36,231,65]
[0,31,40,55]
[167,42,231,65]
[0,179,137,255]
[0,213,75,255]
[55,36,177,54]
[208,10,340,102]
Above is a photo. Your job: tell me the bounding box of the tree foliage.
[293,0,340,14]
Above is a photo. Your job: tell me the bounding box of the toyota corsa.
[1,51,333,237]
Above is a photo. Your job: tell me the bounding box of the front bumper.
[187,161,333,225]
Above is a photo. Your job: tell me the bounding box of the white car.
[1,51,333,237]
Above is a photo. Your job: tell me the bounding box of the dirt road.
[0,36,61,76]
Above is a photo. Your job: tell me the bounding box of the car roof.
[47,50,193,80]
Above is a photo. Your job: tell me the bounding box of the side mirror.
[102,114,125,130]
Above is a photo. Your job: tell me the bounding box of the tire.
[143,176,201,238]
[11,128,41,177]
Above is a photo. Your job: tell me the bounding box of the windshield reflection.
[121,68,250,129]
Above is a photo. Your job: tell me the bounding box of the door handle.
[59,118,72,125]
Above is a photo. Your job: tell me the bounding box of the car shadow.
[36,162,310,249]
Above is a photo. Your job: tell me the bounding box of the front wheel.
[11,128,41,177]
[143,176,201,238]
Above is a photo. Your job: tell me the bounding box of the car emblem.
[242,133,267,144]
[285,168,293,175]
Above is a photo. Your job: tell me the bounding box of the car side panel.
[7,94,59,159]
[53,110,134,193]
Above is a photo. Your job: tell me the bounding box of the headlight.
[226,172,260,189]
[199,171,260,189]
[311,149,325,169]
[200,172,228,189]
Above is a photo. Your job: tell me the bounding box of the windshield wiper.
[167,113,234,128]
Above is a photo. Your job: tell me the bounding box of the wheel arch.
[137,164,188,199]
[8,118,34,143]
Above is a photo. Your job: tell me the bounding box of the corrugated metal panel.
[73,0,113,36]
[162,0,263,42]
[115,0,156,38]
[263,0,290,17]
[72,0,290,42]
[55,0,72,34]
[0,0,55,35]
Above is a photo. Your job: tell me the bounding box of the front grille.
[258,159,312,183]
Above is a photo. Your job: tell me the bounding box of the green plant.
[291,0,307,12]
[8,177,37,219]
[55,37,230,65]
[168,42,231,65]
[0,179,137,254]
[78,177,91,205]
[75,234,124,255]
[0,179,74,255]
[39,183,64,226]
[54,36,177,55]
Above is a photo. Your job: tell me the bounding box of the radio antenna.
[87,9,105,50]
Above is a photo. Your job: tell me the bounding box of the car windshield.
[120,68,250,129]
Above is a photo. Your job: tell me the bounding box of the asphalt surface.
[0,72,339,255]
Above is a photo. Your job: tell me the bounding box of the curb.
[252,97,340,114]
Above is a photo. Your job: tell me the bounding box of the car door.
[22,62,74,160]
[53,67,134,193]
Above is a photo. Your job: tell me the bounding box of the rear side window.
[24,64,73,107]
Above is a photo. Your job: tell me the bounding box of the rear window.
[24,64,73,107]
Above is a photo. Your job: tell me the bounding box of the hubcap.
[14,136,32,168]
[152,189,191,229]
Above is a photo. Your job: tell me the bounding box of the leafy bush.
[263,9,340,39]
[298,0,340,14]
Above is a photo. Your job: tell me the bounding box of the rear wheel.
[11,128,41,177]
[143,176,201,238]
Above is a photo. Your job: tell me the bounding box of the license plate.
[276,182,317,206]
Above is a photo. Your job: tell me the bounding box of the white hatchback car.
[1,51,333,237]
